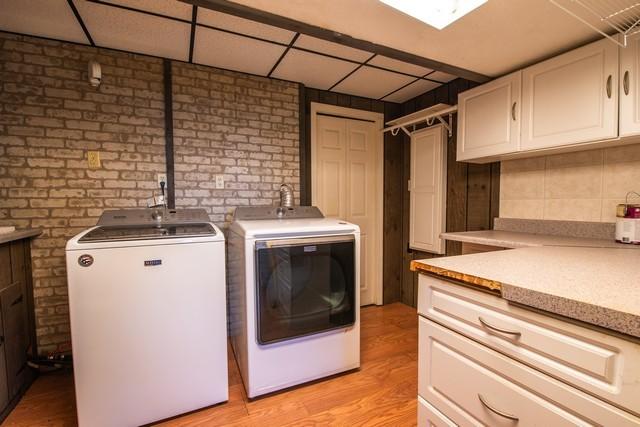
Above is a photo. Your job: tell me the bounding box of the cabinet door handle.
[606,75,612,98]
[478,316,522,337]
[511,102,516,121]
[11,294,23,307]
[478,394,520,421]
[624,70,630,95]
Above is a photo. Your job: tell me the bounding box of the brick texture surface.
[0,33,300,354]
[172,62,299,223]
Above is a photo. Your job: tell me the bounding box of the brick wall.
[172,62,299,224]
[0,33,300,355]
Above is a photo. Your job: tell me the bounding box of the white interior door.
[312,110,382,306]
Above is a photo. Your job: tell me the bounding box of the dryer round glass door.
[255,235,356,344]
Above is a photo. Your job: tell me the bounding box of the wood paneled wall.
[399,79,501,307]
[299,87,405,304]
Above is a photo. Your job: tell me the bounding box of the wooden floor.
[3,303,418,427]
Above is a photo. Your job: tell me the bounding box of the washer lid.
[78,223,216,243]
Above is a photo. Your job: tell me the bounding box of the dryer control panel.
[234,206,324,220]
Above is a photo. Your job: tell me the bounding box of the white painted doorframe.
[310,102,384,306]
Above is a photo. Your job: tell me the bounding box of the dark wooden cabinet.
[1,282,29,398]
[0,312,8,411]
[0,235,38,422]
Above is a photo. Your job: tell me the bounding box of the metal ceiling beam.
[179,0,491,83]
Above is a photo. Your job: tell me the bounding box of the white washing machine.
[66,208,228,427]
[228,206,360,398]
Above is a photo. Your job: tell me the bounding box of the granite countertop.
[0,228,42,245]
[412,247,640,338]
[441,230,639,249]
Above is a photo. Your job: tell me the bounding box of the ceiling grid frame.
[188,5,197,63]
[77,0,456,87]
[2,0,459,102]
[67,0,95,46]
[329,53,378,91]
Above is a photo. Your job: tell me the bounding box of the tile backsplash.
[500,144,640,222]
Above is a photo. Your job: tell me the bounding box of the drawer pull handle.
[478,394,519,421]
[511,101,516,121]
[606,75,612,99]
[478,317,521,337]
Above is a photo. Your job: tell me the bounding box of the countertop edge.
[0,229,42,245]
[439,232,535,249]
[409,260,503,291]
[501,284,640,338]
[411,257,640,339]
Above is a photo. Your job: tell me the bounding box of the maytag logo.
[144,259,162,266]
[78,254,93,267]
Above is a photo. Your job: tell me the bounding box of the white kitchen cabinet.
[418,274,640,413]
[417,395,455,427]
[457,71,521,161]
[521,38,619,150]
[418,317,640,426]
[620,33,640,136]
[409,126,447,254]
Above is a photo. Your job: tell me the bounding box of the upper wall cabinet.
[521,39,618,150]
[620,33,640,136]
[456,37,633,163]
[457,72,521,161]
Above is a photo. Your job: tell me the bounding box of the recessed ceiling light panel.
[380,0,488,29]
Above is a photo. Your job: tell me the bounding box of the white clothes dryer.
[228,206,360,398]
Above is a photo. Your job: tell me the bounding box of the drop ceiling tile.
[100,0,193,20]
[427,71,457,83]
[75,0,190,60]
[382,79,441,103]
[0,0,88,44]
[194,26,286,76]
[197,9,295,44]
[271,49,359,90]
[333,66,414,100]
[368,55,432,77]
[293,34,371,62]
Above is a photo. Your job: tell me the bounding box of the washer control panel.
[96,208,211,226]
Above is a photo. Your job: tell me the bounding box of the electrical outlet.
[87,151,101,168]
[157,173,167,189]
[215,175,224,189]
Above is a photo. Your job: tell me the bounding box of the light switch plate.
[215,175,224,189]
[87,151,101,168]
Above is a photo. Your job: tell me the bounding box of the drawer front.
[419,317,640,426]
[418,274,640,413]
[418,395,456,427]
